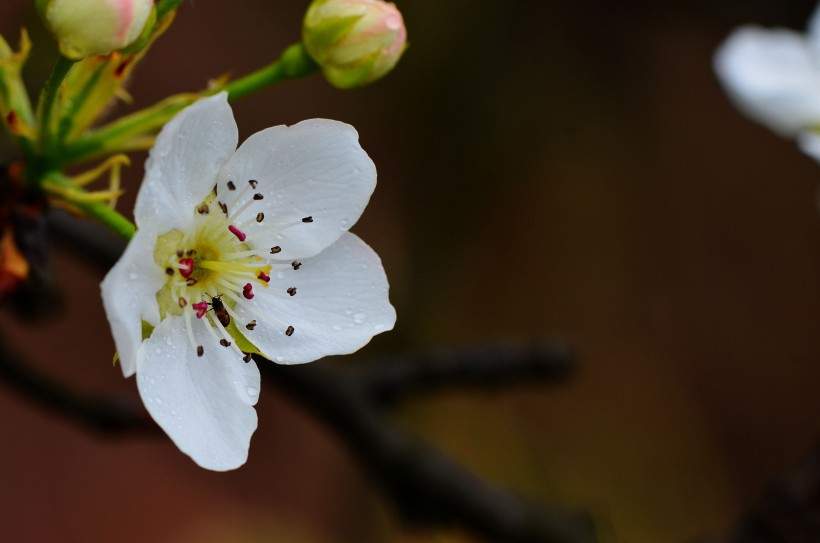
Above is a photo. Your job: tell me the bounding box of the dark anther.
[270,246,281,254]
[227,180,236,191]
[256,212,264,223]
[246,320,257,331]
[186,278,198,286]
[301,216,313,223]
[176,250,184,258]
[219,201,228,215]
[242,353,252,363]
[165,267,174,276]
[212,184,218,195]
[248,179,258,189]
[197,204,210,215]
[220,339,231,347]
[285,326,295,337]
[291,261,302,270]
[178,297,188,308]
[197,345,204,357]
[253,193,264,200]
[287,287,297,296]
[186,249,196,256]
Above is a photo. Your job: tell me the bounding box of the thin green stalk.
[43,173,135,239]
[37,55,75,152]
[59,43,318,166]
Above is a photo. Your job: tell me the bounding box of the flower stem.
[43,173,135,239]
[59,43,318,166]
[37,55,75,152]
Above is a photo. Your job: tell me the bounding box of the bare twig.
[358,342,575,406]
[0,338,156,435]
[722,441,820,543]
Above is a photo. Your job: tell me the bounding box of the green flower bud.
[38,0,155,59]
[303,0,407,89]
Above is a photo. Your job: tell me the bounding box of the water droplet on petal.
[332,324,342,331]
[247,386,258,397]
[353,312,367,324]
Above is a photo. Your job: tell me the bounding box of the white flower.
[101,92,396,471]
[714,4,820,161]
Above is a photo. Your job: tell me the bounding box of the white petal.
[798,130,820,162]
[134,93,238,232]
[807,3,820,52]
[136,316,259,471]
[100,229,164,378]
[714,26,820,135]
[235,232,395,365]
[217,119,377,260]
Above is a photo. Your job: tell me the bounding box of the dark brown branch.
[722,442,820,543]
[0,338,157,436]
[357,342,575,406]
[260,359,596,543]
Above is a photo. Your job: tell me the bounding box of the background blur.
[2,0,820,541]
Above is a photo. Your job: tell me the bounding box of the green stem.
[43,173,135,239]
[59,43,318,166]
[37,55,75,152]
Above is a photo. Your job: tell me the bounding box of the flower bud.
[303,0,407,89]
[39,0,155,59]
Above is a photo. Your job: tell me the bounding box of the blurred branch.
[260,360,595,543]
[358,342,575,407]
[0,337,156,435]
[4,210,596,543]
[721,441,820,543]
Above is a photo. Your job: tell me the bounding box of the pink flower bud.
[303,0,408,89]
[40,0,155,59]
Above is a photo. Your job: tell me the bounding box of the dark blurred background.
[2,0,820,541]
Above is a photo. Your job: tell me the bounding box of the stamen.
[197,345,204,357]
[243,283,255,300]
[176,250,184,258]
[178,257,195,278]
[258,271,271,283]
[192,301,209,319]
[197,204,210,215]
[256,212,265,223]
[246,320,257,330]
[249,179,258,189]
[285,325,295,337]
[270,246,281,254]
[301,216,313,223]
[242,353,252,363]
[292,261,302,270]
[186,277,198,286]
[165,267,174,276]
[220,339,232,347]
[227,180,236,191]
[253,193,263,200]
[178,297,188,308]
[287,287,297,296]
[228,225,247,242]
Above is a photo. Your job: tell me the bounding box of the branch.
[722,441,820,543]
[260,360,596,543]
[0,338,156,436]
[358,342,575,406]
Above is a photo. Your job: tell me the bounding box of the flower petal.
[100,228,164,378]
[134,92,238,232]
[807,3,820,52]
[234,232,395,365]
[798,130,820,162]
[217,119,377,260]
[136,316,259,471]
[714,26,820,135]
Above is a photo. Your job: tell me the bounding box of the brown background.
[1,1,820,541]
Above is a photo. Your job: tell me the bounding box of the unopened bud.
[39,0,155,59]
[303,0,407,89]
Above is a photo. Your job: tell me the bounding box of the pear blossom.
[101,92,396,471]
[714,4,820,161]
